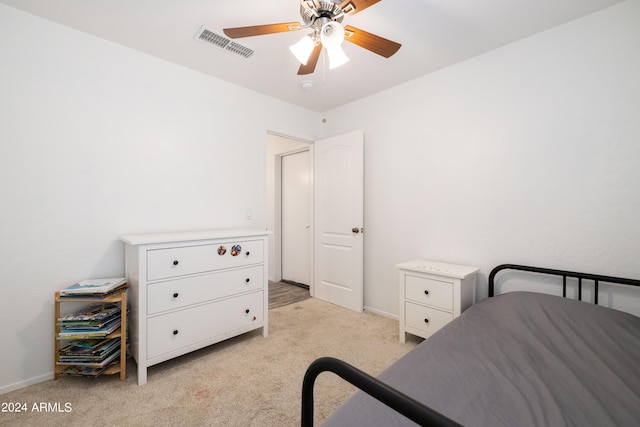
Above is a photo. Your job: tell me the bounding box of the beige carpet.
[1,298,420,426]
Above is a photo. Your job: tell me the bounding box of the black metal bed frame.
[488,263,640,302]
[301,264,640,427]
[301,356,462,427]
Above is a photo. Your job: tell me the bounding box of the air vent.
[194,26,254,59]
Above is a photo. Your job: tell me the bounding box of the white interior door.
[281,150,311,285]
[314,130,364,312]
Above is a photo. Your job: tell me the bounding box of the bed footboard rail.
[301,356,461,427]
[488,264,640,303]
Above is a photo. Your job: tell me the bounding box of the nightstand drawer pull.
[172,329,179,335]
[245,309,250,314]
[245,251,250,256]
[424,290,429,295]
[424,318,429,323]
[245,278,250,283]
[173,292,179,298]
[173,260,179,266]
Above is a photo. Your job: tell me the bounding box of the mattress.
[323,292,640,426]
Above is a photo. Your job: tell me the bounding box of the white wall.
[319,1,640,317]
[0,5,320,393]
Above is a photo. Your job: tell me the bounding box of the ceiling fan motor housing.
[300,0,346,26]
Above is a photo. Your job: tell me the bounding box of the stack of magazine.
[57,303,122,338]
[57,339,122,377]
[56,303,123,377]
[59,277,128,299]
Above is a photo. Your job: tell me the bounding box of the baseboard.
[0,372,53,395]
[364,305,398,320]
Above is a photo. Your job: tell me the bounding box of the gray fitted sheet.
[323,292,640,426]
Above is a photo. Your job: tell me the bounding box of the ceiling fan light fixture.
[320,21,349,69]
[289,35,315,65]
[320,21,345,48]
[326,45,350,69]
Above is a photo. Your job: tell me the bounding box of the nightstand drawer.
[405,275,453,310]
[147,240,264,281]
[405,302,453,336]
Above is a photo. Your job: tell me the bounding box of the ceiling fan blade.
[297,43,323,75]
[339,0,381,17]
[223,22,301,39]
[343,25,401,58]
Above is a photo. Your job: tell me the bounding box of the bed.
[301,264,640,426]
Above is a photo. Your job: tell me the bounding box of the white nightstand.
[398,260,479,343]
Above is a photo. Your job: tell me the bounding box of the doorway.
[266,133,312,293]
[266,130,363,312]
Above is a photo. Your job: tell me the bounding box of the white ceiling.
[0,0,623,112]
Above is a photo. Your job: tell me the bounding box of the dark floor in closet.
[268,281,311,309]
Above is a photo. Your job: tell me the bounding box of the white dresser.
[398,260,479,343]
[120,229,269,385]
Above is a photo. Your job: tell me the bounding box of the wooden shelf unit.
[54,291,127,381]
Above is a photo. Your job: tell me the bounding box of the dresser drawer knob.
[424,290,429,295]
[173,260,179,266]
[173,330,179,335]
[173,292,179,298]
[245,278,250,283]
[245,309,250,314]
[245,251,250,256]
[424,318,429,324]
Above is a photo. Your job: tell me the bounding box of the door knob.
[352,227,360,234]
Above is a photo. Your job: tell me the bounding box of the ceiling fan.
[223,0,401,75]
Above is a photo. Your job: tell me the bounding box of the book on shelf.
[57,303,123,339]
[57,321,121,339]
[60,338,120,354]
[58,283,128,299]
[58,315,120,329]
[58,365,109,378]
[58,303,121,322]
[58,320,121,337]
[56,350,121,367]
[61,277,127,295]
[64,339,110,350]
[58,338,121,363]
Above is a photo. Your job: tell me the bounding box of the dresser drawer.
[147,240,264,281]
[405,274,453,310]
[147,291,264,360]
[147,265,263,315]
[405,302,453,336]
